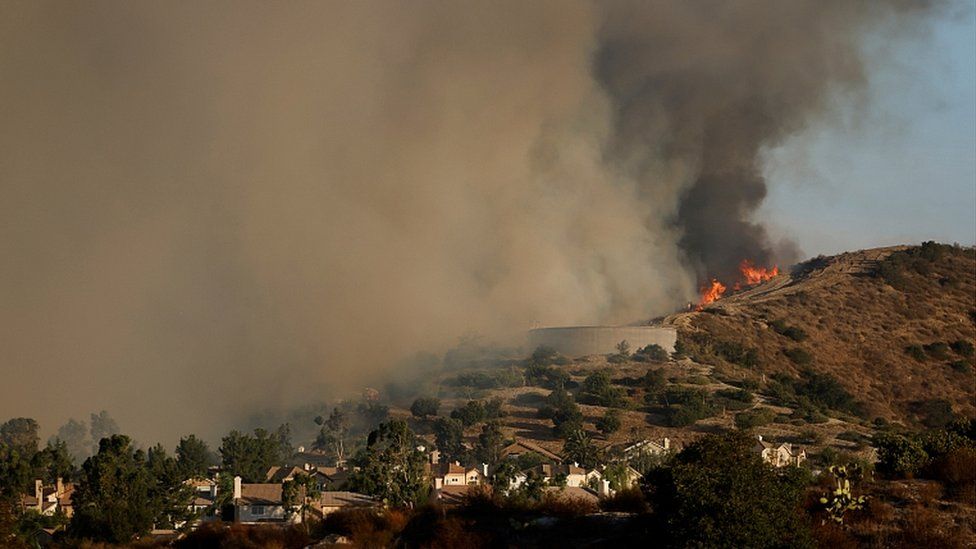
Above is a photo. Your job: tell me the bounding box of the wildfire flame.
[696,279,727,310]
[739,259,779,285]
[696,259,779,310]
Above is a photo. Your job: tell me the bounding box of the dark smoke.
[595,0,938,284]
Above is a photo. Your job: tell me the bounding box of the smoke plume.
[0,1,939,443]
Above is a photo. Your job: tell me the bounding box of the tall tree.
[643,431,813,548]
[474,421,506,467]
[54,419,91,463]
[219,428,283,482]
[40,439,75,483]
[349,420,429,508]
[89,411,120,454]
[283,471,321,530]
[0,418,39,452]
[146,444,194,529]
[433,418,466,464]
[314,408,349,466]
[175,435,214,479]
[70,435,156,543]
[562,429,601,469]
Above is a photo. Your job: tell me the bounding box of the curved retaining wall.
[526,325,677,358]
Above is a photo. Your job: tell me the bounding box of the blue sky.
[760,8,976,258]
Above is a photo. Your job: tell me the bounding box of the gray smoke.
[0,1,942,444]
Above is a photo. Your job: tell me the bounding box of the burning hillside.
[696,259,780,309]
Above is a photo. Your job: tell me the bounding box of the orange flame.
[739,259,778,285]
[696,279,726,310]
[696,259,779,310]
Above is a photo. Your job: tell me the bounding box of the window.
[251,505,266,516]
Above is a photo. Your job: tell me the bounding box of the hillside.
[385,243,975,464]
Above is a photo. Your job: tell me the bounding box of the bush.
[911,398,955,429]
[713,340,760,368]
[905,345,926,361]
[634,344,669,363]
[577,371,627,407]
[770,320,808,342]
[922,342,950,360]
[783,347,813,366]
[410,397,441,419]
[873,433,929,478]
[948,360,971,374]
[734,408,777,429]
[950,339,975,357]
[596,409,622,436]
[450,400,486,427]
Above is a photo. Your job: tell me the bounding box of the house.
[500,439,562,463]
[186,478,218,521]
[755,435,806,467]
[431,461,487,489]
[315,491,379,516]
[434,484,485,507]
[20,478,74,517]
[509,463,602,490]
[265,465,332,490]
[605,438,672,461]
[232,476,297,524]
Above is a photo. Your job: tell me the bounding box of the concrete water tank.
[526,325,677,357]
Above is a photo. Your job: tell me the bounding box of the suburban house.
[186,478,218,521]
[509,463,602,490]
[755,435,806,467]
[20,478,74,517]
[500,439,562,463]
[232,476,296,524]
[265,465,331,490]
[431,461,487,489]
[606,438,672,461]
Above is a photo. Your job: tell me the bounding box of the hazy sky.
[762,8,976,256]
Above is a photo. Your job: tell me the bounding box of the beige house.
[20,478,74,517]
[431,462,486,489]
[755,436,806,467]
[232,477,296,524]
[509,463,602,490]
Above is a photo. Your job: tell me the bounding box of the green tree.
[596,408,622,437]
[433,417,466,464]
[69,435,156,543]
[219,428,284,482]
[40,439,75,483]
[643,431,813,548]
[563,430,601,469]
[146,444,194,529]
[349,420,429,508]
[451,400,486,427]
[175,435,214,479]
[474,421,506,467]
[873,432,930,478]
[0,418,39,452]
[88,411,120,454]
[410,397,441,419]
[578,371,626,407]
[314,408,350,466]
[283,472,321,530]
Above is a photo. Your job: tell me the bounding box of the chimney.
[599,479,611,497]
[663,437,670,450]
[34,479,43,511]
[757,435,763,442]
[56,477,64,496]
[434,477,443,490]
[482,463,488,478]
[430,449,440,465]
[233,476,242,500]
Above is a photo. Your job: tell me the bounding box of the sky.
[761,7,976,257]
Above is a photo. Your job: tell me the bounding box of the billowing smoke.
[0,1,940,444]
[596,0,937,284]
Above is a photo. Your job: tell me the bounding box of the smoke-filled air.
[0,1,943,443]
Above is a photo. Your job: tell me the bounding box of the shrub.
[950,339,975,357]
[873,433,929,478]
[596,409,622,436]
[783,347,813,366]
[577,371,627,407]
[911,398,955,429]
[922,342,951,360]
[713,340,760,368]
[734,408,777,429]
[634,344,669,363]
[770,319,808,342]
[450,400,486,427]
[948,360,971,374]
[904,345,926,361]
[409,397,440,419]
